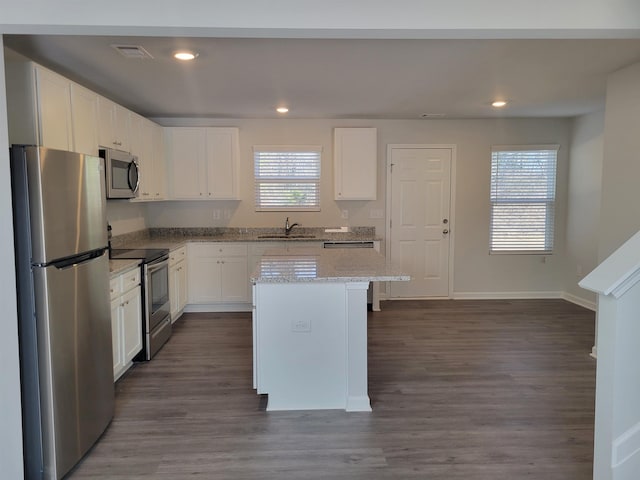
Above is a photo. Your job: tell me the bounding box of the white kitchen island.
[251,246,409,412]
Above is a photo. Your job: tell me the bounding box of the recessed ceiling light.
[492,100,508,108]
[276,107,289,113]
[174,51,198,61]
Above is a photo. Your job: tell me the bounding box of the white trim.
[253,145,323,152]
[491,144,560,152]
[385,143,456,299]
[184,303,251,313]
[561,292,597,311]
[590,346,597,359]
[452,291,563,300]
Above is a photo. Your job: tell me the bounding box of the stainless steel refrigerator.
[11,146,114,480]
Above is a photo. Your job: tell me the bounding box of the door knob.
[443,229,449,235]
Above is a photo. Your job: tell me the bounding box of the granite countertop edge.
[109,258,142,277]
[111,227,381,251]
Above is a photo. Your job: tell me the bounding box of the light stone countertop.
[110,227,379,251]
[109,258,141,277]
[251,246,409,284]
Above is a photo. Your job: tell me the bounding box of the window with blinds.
[254,146,322,211]
[490,145,559,254]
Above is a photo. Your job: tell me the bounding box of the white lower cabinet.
[110,267,142,381]
[187,243,250,307]
[169,246,188,322]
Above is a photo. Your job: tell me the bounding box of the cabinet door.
[152,123,166,199]
[220,256,249,302]
[167,127,207,199]
[97,96,116,149]
[122,285,142,363]
[177,260,188,311]
[114,104,131,152]
[131,116,152,199]
[98,97,131,150]
[187,253,222,303]
[334,127,377,200]
[170,260,188,321]
[35,66,73,151]
[206,127,239,199]
[70,83,99,156]
[169,263,179,320]
[110,297,125,380]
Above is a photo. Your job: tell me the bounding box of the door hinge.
[390,163,394,173]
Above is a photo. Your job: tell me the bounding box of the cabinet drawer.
[190,243,247,257]
[169,246,187,266]
[109,277,121,300]
[121,268,141,293]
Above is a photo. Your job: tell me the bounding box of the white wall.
[148,116,571,296]
[106,201,147,236]
[599,61,640,261]
[0,38,25,480]
[564,111,605,307]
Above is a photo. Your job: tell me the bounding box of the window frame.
[489,144,559,255]
[253,145,322,212]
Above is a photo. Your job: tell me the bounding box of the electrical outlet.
[341,209,349,219]
[212,209,221,220]
[292,318,311,333]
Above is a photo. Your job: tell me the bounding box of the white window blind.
[254,146,321,211]
[490,145,559,254]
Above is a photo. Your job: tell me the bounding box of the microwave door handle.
[128,161,140,194]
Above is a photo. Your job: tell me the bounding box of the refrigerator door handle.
[50,248,107,270]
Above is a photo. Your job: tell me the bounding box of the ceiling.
[5,35,640,120]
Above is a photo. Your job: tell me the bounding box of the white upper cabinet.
[333,127,377,200]
[166,127,239,200]
[70,83,99,156]
[152,123,167,200]
[206,127,240,199]
[34,66,74,151]
[98,96,130,151]
[166,127,207,199]
[131,115,167,201]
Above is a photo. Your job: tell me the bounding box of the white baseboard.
[184,303,251,313]
[452,291,563,300]
[561,292,597,311]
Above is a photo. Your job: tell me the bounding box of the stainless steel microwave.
[100,148,139,199]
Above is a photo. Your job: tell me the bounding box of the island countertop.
[251,246,409,283]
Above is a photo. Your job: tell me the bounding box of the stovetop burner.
[109,248,169,263]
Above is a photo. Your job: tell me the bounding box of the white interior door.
[389,147,452,298]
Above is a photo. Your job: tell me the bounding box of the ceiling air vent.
[111,44,154,59]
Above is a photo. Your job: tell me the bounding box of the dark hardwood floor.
[69,300,596,479]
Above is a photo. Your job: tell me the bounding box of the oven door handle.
[147,258,169,274]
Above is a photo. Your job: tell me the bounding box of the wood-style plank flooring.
[69,300,596,479]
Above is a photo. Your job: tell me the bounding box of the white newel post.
[579,231,640,480]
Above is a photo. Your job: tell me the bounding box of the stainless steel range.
[110,248,171,360]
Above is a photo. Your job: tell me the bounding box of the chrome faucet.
[284,217,299,235]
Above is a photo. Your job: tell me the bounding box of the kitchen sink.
[257,234,316,239]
